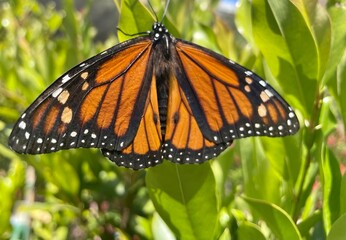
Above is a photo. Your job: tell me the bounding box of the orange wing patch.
[177,45,254,131]
[176,41,299,140]
[9,39,154,155]
[164,74,231,164]
[102,75,162,169]
[79,42,151,138]
[96,78,123,129]
[176,43,239,86]
[95,41,151,84]
[80,85,108,123]
[44,106,59,134]
[32,100,51,129]
[177,53,223,132]
[113,49,151,136]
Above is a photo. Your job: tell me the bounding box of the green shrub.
[1,0,345,239]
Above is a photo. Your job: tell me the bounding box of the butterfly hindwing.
[102,75,163,169]
[9,37,154,154]
[174,39,299,143]
[163,74,231,164]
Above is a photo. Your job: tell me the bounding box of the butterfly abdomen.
[155,63,170,138]
[157,84,168,137]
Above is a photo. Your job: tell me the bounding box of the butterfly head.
[151,22,172,57]
[151,22,169,41]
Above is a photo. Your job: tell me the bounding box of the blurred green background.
[1,0,346,239]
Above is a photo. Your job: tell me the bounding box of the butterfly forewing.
[9,37,153,154]
[174,40,299,143]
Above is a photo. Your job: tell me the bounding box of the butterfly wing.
[102,74,163,169]
[163,73,231,164]
[9,37,158,156]
[163,39,299,162]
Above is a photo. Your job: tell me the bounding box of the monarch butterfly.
[8,4,299,170]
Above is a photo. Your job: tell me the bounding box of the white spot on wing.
[289,112,295,118]
[259,80,267,87]
[62,74,71,83]
[287,119,292,126]
[264,89,274,98]
[57,90,70,104]
[80,72,89,80]
[245,70,253,76]
[19,121,26,129]
[52,87,63,98]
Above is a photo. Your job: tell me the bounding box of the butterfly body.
[150,23,174,138]
[9,22,299,170]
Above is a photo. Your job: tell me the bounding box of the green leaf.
[250,0,331,118]
[340,172,346,215]
[30,154,81,201]
[319,96,338,137]
[237,221,266,240]
[146,161,219,240]
[336,50,346,132]
[297,211,322,238]
[61,0,80,66]
[321,146,341,233]
[239,138,282,204]
[323,3,346,85]
[235,0,255,48]
[0,159,25,235]
[327,214,346,240]
[324,2,346,132]
[151,213,176,240]
[118,0,153,42]
[243,196,302,239]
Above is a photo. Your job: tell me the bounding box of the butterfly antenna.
[147,0,159,22]
[161,0,170,22]
[117,27,150,37]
